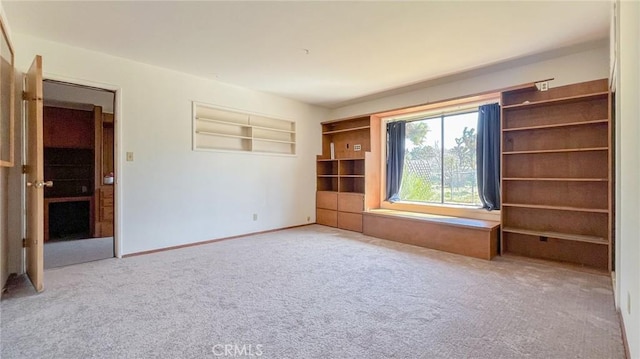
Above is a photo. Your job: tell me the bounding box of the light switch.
[126,152,134,161]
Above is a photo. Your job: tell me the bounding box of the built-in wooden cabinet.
[94,111,115,238]
[316,116,373,232]
[96,186,114,237]
[500,79,612,271]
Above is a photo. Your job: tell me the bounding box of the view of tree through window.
[398,110,480,206]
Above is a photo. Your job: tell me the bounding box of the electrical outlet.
[307,216,311,222]
[253,213,258,221]
[354,144,362,151]
[538,81,549,91]
[628,292,631,314]
[126,152,134,161]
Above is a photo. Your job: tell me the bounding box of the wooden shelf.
[502,177,608,182]
[196,117,245,126]
[197,117,295,134]
[250,124,295,134]
[502,227,607,245]
[502,203,608,213]
[317,175,338,178]
[340,175,365,178]
[502,91,608,110]
[503,147,608,155]
[503,119,608,132]
[253,137,295,144]
[322,126,370,135]
[196,131,252,140]
[52,178,92,182]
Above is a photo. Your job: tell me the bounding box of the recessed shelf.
[502,203,608,213]
[503,119,608,132]
[250,124,295,134]
[502,227,607,245]
[196,131,252,140]
[503,147,608,155]
[253,137,295,144]
[197,117,295,134]
[194,102,296,155]
[196,117,246,126]
[502,91,608,110]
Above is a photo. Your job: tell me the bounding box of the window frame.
[378,96,501,221]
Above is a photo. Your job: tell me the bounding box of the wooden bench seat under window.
[362,209,500,260]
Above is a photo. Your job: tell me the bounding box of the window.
[396,109,480,206]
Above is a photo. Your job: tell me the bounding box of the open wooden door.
[25,55,45,292]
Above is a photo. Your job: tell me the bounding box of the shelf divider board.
[502,227,607,245]
[502,91,608,110]
[502,119,608,132]
[503,147,608,155]
[502,177,608,182]
[322,126,370,135]
[502,203,608,213]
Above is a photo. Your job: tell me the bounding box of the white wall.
[330,43,609,120]
[615,0,640,357]
[11,33,328,256]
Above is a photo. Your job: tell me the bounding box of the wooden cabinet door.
[316,209,337,227]
[338,193,364,213]
[337,212,363,232]
[317,191,338,210]
[25,55,44,292]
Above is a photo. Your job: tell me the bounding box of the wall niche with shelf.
[193,102,296,155]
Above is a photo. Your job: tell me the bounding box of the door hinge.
[21,91,28,101]
[22,165,28,174]
[22,238,27,248]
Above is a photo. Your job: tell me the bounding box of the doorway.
[42,80,116,269]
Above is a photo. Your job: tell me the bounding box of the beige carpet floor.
[1,225,624,358]
[44,237,114,269]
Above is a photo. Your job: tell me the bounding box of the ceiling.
[3,1,610,108]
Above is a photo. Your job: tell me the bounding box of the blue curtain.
[476,103,501,210]
[386,121,406,202]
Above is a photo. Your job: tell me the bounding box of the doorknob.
[26,181,53,188]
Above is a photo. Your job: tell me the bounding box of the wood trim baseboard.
[618,310,631,359]
[122,223,314,258]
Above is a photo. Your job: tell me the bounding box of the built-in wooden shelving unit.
[315,116,380,232]
[500,79,612,271]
